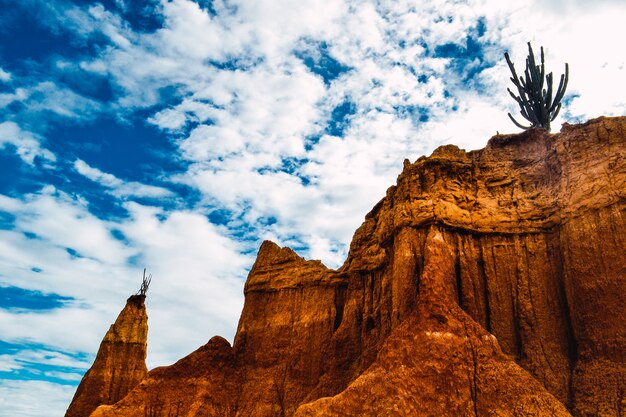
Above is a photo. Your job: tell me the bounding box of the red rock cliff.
[65,294,148,417]
[74,116,625,417]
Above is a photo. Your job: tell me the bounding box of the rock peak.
[65,294,148,417]
[244,240,333,293]
[252,240,301,269]
[126,294,145,307]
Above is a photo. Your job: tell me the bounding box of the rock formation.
[294,229,571,416]
[89,335,238,417]
[65,295,148,417]
[69,116,626,416]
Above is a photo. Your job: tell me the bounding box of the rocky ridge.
[67,116,625,417]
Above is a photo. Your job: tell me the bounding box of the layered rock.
[294,229,571,416]
[90,336,238,417]
[339,117,625,414]
[65,295,148,417]
[73,116,626,417]
[233,241,346,416]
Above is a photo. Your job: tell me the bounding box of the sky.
[0,0,625,415]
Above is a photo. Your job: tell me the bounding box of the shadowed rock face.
[65,295,148,417]
[294,229,572,416]
[89,335,238,417]
[340,117,625,416]
[72,116,625,417]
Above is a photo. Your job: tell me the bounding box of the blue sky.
[0,0,625,415]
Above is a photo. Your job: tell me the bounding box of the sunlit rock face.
[65,295,148,417]
[70,116,625,417]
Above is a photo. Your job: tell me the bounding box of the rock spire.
[65,294,148,417]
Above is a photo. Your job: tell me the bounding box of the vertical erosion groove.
[555,228,579,410]
[509,236,523,361]
[477,242,492,334]
[454,239,464,310]
[512,265,524,361]
[333,285,347,331]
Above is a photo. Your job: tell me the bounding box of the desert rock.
[71,116,626,416]
[65,295,148,417]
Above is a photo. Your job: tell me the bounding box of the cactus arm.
[544,72,554,108]
[550,102,562,122]
[539,46,546,88]
[508,113,531,130]
[504,52,518,80]
[550,63,569,113]
[526,44,542,94]
[540,105,550,130]
[520,105,535,125]
[508,89,525,107]
[515,98,538,126]
[527,43,536,73]
[519,95,538,125]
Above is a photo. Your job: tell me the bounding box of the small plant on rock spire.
[504,42,569,131]
[137,268,152,296]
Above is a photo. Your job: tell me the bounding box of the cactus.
[504,42,568,131]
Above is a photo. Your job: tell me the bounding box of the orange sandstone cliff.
[65,294,148,417]
[67,116,626,417]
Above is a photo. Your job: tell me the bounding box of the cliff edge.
[68,116,626,417]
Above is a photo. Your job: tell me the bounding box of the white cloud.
[74,0,626,269]
[0,354,22,372]
[416,94,510,151]
[74,159,123,188]
[0,380,74,417]
[148,107,188,131]
[74,159,174,199]
[0,122,56,165]
[0,188,249,367]
[119,202,250,365]
[541,0,626,13]
[3,81,102,120]
[0,87,28,108]
[43,371,84,382]
[12,349,90,370]
[0,67,11,82]
[0,348,90,375]
[9,188,132,265]
[0,308,113,355]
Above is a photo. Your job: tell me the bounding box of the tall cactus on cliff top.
[504,42,569,131]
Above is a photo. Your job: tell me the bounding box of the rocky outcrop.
[65,295,148,417]
[89,336,238,417]
[294,229,571,416]
[74,116,625,417]
[340,117,625,415]
[233,241,346,416]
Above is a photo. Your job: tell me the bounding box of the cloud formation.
[1,0,625,415]
[74,159,174,199]
[0,122,55,165]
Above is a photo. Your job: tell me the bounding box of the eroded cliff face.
[340,117,625,415]
[74,116,625,417]
[294,229,572,417]
[89,336,238,417]
[65,295,148,417]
